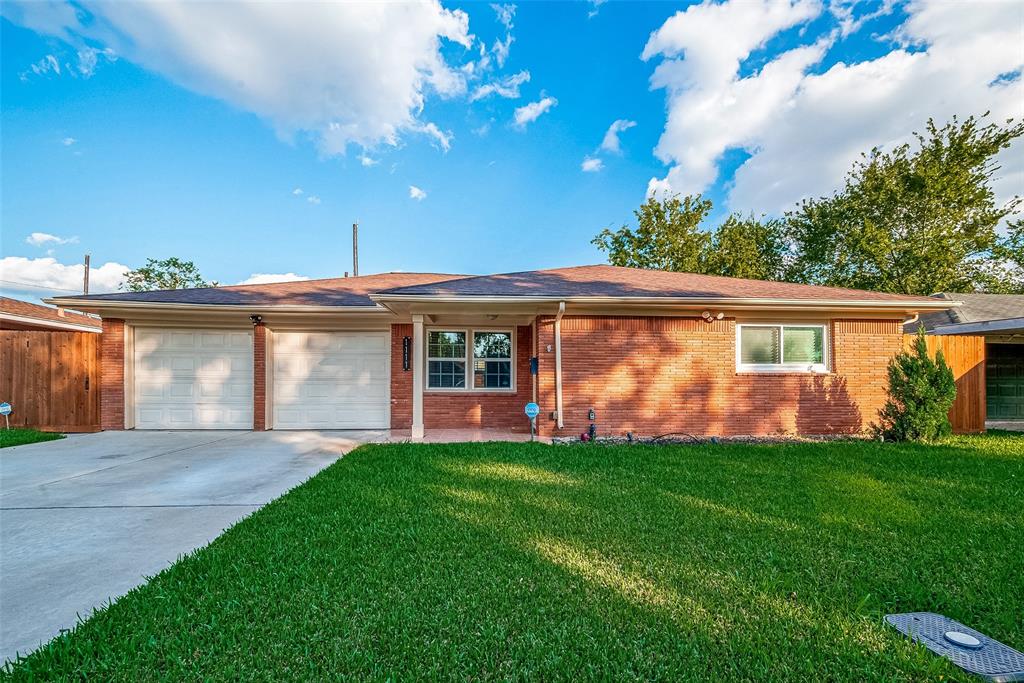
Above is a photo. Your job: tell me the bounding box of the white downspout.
[554,301,565,430]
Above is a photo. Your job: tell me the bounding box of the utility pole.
[83,254,90,295]
[352,222,359,276]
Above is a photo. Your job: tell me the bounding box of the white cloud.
[409,185,428,201]
[0,256,129,294]
[644,0,1024,215]
[581,156,604,172]
[61,136,77,146]
[237,272,310,285]
[492,3,515,30]
[292,187,304,196]
[830,0,897,37]
[20,54,60,80]
[490,4,515,67]
[5,1,472,155]
[25,232,78,247]
[471,70,530,101]
[306,195,321,205]
[74,46,116,77]
[412,121,453,153]
[513,96,558,129]
[587,0,609,19]
[359,154,379,167]
[599,119,637,154]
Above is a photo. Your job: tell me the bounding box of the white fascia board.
[369,293,960,311]
[43,298,393,315]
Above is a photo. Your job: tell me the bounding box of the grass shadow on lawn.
[5,434,1022,681]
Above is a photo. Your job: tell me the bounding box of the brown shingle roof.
[0,296,101,329]
[378,265,946,303]
[54,273,466,307]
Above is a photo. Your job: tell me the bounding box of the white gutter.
[43,298,394,314]
[370,294,960,311]
[554,301,565,430]
[0,312,101,333]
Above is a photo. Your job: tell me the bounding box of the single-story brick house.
[48,265,957,438]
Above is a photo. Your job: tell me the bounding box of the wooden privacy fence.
[904,334,986,434]
[0,331,101,432]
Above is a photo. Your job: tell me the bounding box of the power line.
[0,279,84,293]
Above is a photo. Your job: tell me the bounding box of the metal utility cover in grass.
[886,612,1024,682]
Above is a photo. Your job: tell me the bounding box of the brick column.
[100,318,126,430]
[253,322,267,431]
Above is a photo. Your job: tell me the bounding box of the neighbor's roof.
[377,265,948,304]
[51,273,466,308]
[905,292,1024,333]
[0,296,101,330]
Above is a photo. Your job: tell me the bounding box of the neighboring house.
[0,296,101,333]
[906,293,1024,428]
[48,265,956,437]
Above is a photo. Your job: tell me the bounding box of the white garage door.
[272,331,389,429]
[134,328,253,429]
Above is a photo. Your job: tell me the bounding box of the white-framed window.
[427,328,514,391]
[736,324,828,373]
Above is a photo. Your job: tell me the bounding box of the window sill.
[736,368,831,376]
[425,388,518,395]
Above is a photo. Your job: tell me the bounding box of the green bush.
[873,328,957,441]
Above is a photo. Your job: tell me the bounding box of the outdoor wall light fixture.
[701,310,724,322]
[249,314,263,325]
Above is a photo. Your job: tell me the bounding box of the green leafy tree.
[706,214,787,281]
[873,329,957,442]
[593,194,713,272]
[122,257,214,292]
[987,218,1024,293]
[592,195,786,279]
[785,114,1024,294]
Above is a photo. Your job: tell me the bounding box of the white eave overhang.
[43,298,394,316]
[369,293,961,314]
[44,293,961,319]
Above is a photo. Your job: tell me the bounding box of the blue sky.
[1,0,1021,301]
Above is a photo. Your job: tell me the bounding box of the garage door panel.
[272,331,389,429]
[134,328,253,430]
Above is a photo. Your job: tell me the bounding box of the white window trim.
[426,327,516,393]
[735,323,829,374]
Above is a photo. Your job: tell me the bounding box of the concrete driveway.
[0,429,383,664]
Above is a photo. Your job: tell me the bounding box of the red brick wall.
[391,324,413,429]
[100,318,125,430]
[390,325,534,432]
[535,316,903,437]
[253,323,266,431]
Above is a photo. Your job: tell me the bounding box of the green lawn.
[0,428,64,449]
[6,434,1023,681]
